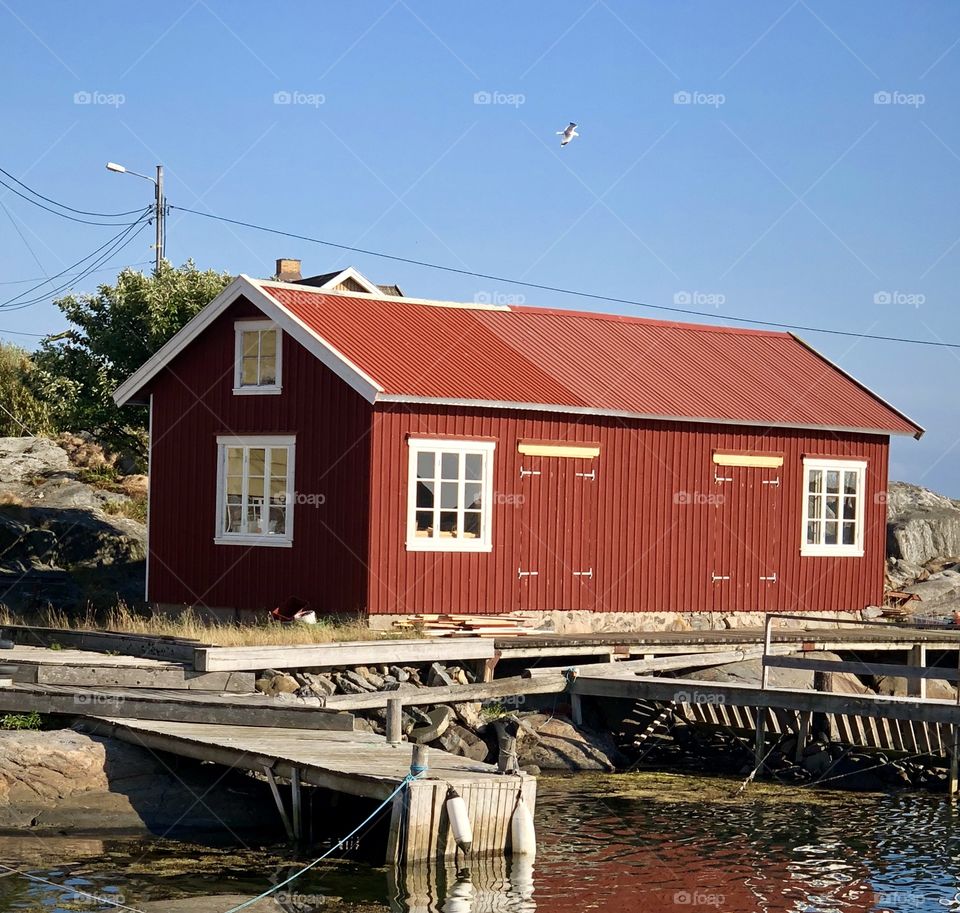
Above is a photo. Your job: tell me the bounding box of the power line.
[0,165,146,218]
[0,213,152,310]
[0,176,151,226]
[1,216,153,314]
[0,260,153,286]
[171,203,960,351]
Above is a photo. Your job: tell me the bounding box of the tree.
[32,261,232,461]
[0,342,53,437]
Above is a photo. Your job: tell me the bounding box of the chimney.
[274,258,302,282]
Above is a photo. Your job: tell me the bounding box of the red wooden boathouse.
[114,262,923,620]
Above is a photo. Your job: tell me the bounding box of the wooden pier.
[82,716,535,863]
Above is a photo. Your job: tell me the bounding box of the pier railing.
[760,612,960,704]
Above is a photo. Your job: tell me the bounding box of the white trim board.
[375,395,918,438]
[112,275,383,406]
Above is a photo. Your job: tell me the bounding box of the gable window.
[801,458,866,557]
[406,438,494,551]
[234,320,281,394]
[215,435,295,546]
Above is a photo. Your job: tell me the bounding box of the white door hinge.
[575,470,596,480]
[762,478,781,487]
[760,573,778,582]
[518,569,539,578]
[715,474,733,483]
[572,568,593,579]
[519,466,541,478]
[711,573,730,582]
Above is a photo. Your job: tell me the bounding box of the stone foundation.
[367,609,871,635]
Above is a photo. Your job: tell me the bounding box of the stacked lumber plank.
[391,613,537,638]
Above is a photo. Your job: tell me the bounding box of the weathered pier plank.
[0,683,353,730]
[193,637,495,672]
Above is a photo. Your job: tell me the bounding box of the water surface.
[2,773,959,912]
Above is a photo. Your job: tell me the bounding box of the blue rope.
[222,772,418,913]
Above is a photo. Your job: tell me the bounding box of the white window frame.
[800,458,867,557]
[233,320,282,395]
[406,438,495,552]
[215,434,295,547]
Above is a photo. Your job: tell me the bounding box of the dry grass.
[0,491,27,507]
[0,602,417,646]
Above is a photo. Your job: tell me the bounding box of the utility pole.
[154,164,164,273]
[106,161,167,273]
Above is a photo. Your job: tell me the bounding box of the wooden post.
[794,710,811,763]
[386,697,403,745]
[812,670,835,741]
[950,725,959,797]
[263,766,295,841]
[754,709,767,773]
[571,693,584,726]
[907,645,927,699]
[761,614,773,690]
[410,744,429,778]
[291,767,303,842]
[479,653,500,683]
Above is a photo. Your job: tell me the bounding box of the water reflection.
[389,856,536,913]
[4,775,960,912]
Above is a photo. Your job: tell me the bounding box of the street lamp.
[105,162,165,273]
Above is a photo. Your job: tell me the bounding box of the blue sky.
[0,2,958,492]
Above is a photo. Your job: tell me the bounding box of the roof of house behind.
[114,268,923,438]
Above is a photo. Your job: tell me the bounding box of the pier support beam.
[263,766,295,842]
[908,645,927,699]
[291,767,303,842]
[571,693,584,726]
[753,709,767,773]
[950,725,959,797]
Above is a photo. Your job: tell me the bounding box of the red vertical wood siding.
[367,404,889,615]
[146,297,372,615]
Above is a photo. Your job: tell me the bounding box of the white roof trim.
[789,334,924,439]
[259,276,510,311]
[373,394,918,438]
[311,266,382,295]
[112,275,383,406]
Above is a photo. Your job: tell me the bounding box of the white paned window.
[215,435,295,546]
[801,458,866,557]
[406,438,495,552]
[234,320,282,394]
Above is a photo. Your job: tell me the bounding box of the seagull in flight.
[557,122,579,147]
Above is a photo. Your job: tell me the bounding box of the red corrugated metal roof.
[258,281,922,436]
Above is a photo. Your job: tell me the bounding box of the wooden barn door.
[517,454,597,611]
[710,461,781,613]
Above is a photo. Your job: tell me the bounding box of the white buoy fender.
[511,796,536,857]
[445,787,473,854]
